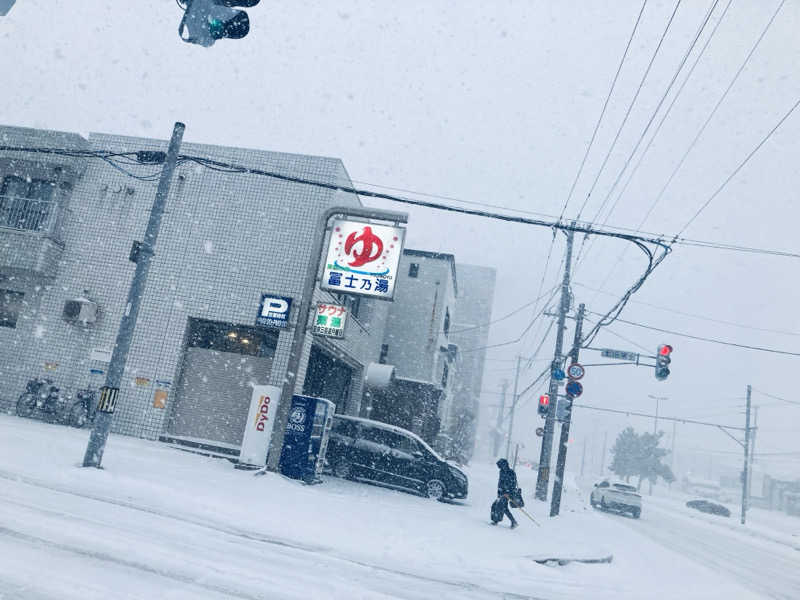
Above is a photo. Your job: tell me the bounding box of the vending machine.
[279,395,335,483]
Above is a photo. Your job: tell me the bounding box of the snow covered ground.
[0,414,791,599]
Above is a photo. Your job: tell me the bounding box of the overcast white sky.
[3,1,799,480]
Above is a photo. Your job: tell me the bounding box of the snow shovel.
[505,494,541,527]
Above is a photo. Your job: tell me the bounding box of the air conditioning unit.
[63,297,98,325]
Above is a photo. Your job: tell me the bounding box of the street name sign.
[601,348,639,362]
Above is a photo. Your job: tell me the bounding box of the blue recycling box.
[279,395,336,482]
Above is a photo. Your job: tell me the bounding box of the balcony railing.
[0,195,58,234]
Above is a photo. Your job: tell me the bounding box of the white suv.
[590,480,642,518]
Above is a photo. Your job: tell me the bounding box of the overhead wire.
[1,144,793,259]
[574,0,684,221]
[445,283,558,335]
[751,388,800,407]
[589,311,800,356]
[575,1,792,322]
[575,281,800,337]
[678,92,800,235]
[662,0,788,236]
[459,286,559,354]
[585,0,721,231]
[557,0,649,221]
[574,0,730,281]
[597,0,733,230]
[354,179,798,258]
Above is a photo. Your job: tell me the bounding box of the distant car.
[325,415,468,501]
[590,480,642,518]
[686,499,731,517]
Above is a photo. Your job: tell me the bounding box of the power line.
[519,233,559,354]
[663,0,788,235]
[575,0,683,220]
[598,0,733,229]
[446,284,558,335]
[557,0,648,220]
[354,178,799,258]
[585,318,652,353]
[590,311,800,356]
[571,403,746,431]
[574,0,731,280]
[751,388,800,407]
[3,143,794,260]
[575,281,800,337]
[576,0,789,303]
[588,0,721,229]
[517,365,552,401]
[459,287,558,354]
[679,92,800,235]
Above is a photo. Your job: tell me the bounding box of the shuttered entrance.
[166,318,278,450]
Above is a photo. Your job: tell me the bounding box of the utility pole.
[493,381,508,457]
[505,356,522,460]
[580,437,586,477]
[654,399,659,433]
[536,228,574,501]
[600,431,607,475]
[741,384,752,525]
[671,421,676,470]
[550,302,584,517]
[648,394,667,434]
[82,122,185,468]
[748,405,758,504]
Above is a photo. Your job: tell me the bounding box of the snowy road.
[0,472,536,600]
[0,415,779,599]
[599,496,800,600]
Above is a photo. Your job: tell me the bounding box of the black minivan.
[325,415,468,500]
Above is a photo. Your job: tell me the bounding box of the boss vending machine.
[279,395,335,483]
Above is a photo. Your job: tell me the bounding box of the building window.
[441,362,449,388]
[443,308,450,337]
[0,289,24,328]
[379,344,389,364]
[0,176,56,232]
[408,263,419,278]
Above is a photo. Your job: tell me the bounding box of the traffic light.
[538,394,550,418]
[178,0,260,47]
[655,344,673,381]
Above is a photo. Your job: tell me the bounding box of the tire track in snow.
[0,470,545,600]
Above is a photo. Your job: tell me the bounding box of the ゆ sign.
[320,219,406,300]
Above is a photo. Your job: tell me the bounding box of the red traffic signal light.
[655,344,673,380]
[538,394,550,418]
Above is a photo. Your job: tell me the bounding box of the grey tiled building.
[0,125,389,453]
[450,264,496,462]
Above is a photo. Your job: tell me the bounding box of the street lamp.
[648,394,668,434]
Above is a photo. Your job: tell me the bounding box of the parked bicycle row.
[15,377,97,428]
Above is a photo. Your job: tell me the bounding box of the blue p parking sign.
[256,294,292,328]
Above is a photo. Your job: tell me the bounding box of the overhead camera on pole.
[178,0,260,47]
[655,344,673,381]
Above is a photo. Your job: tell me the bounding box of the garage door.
[167,318,277,448]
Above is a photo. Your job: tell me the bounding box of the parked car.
[325,415,468,501]
[590,480,642,518]
[686,499,731,517]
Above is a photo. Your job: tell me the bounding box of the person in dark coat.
[492,458,519,528]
